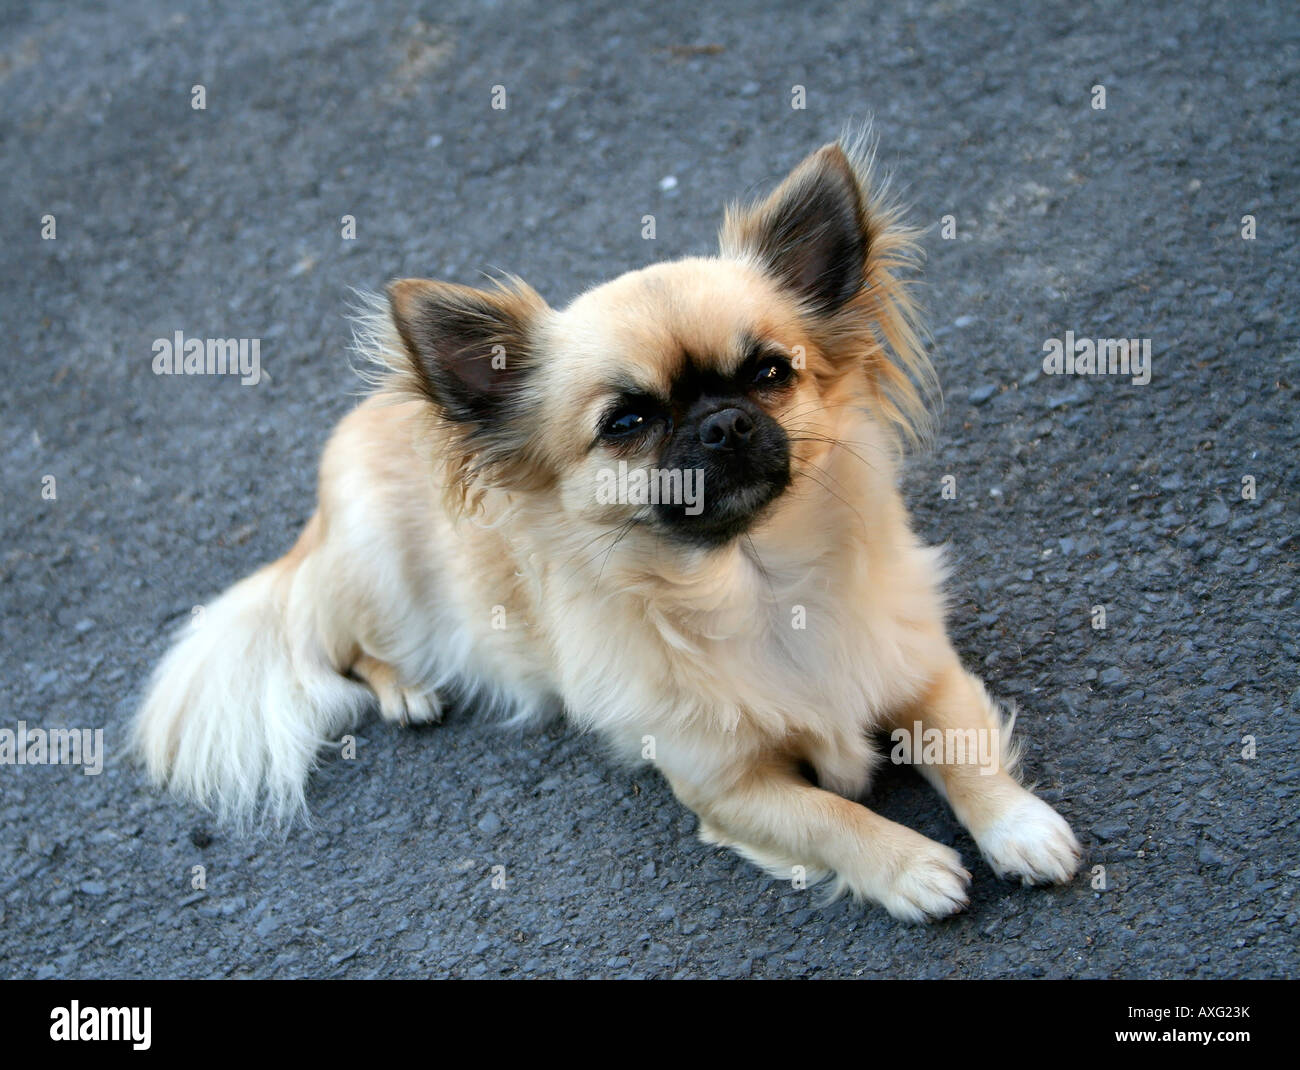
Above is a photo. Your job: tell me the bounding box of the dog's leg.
[349,654,442,728]
[888,656,1081,886]
[667,759,970,923]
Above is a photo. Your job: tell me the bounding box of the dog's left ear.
[387,277,548,430]
[719,143,868,314]
[386,277,554,493]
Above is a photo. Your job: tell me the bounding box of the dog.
[134,132,1081,922]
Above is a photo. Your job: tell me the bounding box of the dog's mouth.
[625,397,794,549]
[652,467,791,548]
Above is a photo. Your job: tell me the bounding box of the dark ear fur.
[720,144,868,314]
[387,277,547,430]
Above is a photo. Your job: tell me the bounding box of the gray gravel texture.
[1,0,1297,979]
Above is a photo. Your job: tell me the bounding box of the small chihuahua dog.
[136,133,1080,921]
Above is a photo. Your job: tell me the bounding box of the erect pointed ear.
[719,143,869,315]
[387,277,549,429]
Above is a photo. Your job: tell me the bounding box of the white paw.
[352,657,442,727]
[977,794,1081,885]
[386,686,443,727]
[876,840,971,924]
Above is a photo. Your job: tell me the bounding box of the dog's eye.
[600,401,663,440]
[604,410,647,436]
[751,356,793,388]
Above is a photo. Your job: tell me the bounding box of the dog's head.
[381,137,932,560]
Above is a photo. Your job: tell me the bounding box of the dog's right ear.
[718,143,869,316]
[387,277,549,430]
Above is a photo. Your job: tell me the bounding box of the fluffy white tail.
[133,532,369,825]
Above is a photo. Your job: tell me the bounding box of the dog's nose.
[699,407,754,450]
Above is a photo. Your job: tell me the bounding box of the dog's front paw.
[872,837,971,924]
[350,655,443,728]
[976,794,1081,886]
[392,686,443,727]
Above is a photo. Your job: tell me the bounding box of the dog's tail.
[132,516,369,826]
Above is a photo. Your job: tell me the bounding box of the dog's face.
[536,257,813,549]
[387,142,926,557]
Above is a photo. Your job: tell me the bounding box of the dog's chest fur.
[453,481,949,792]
